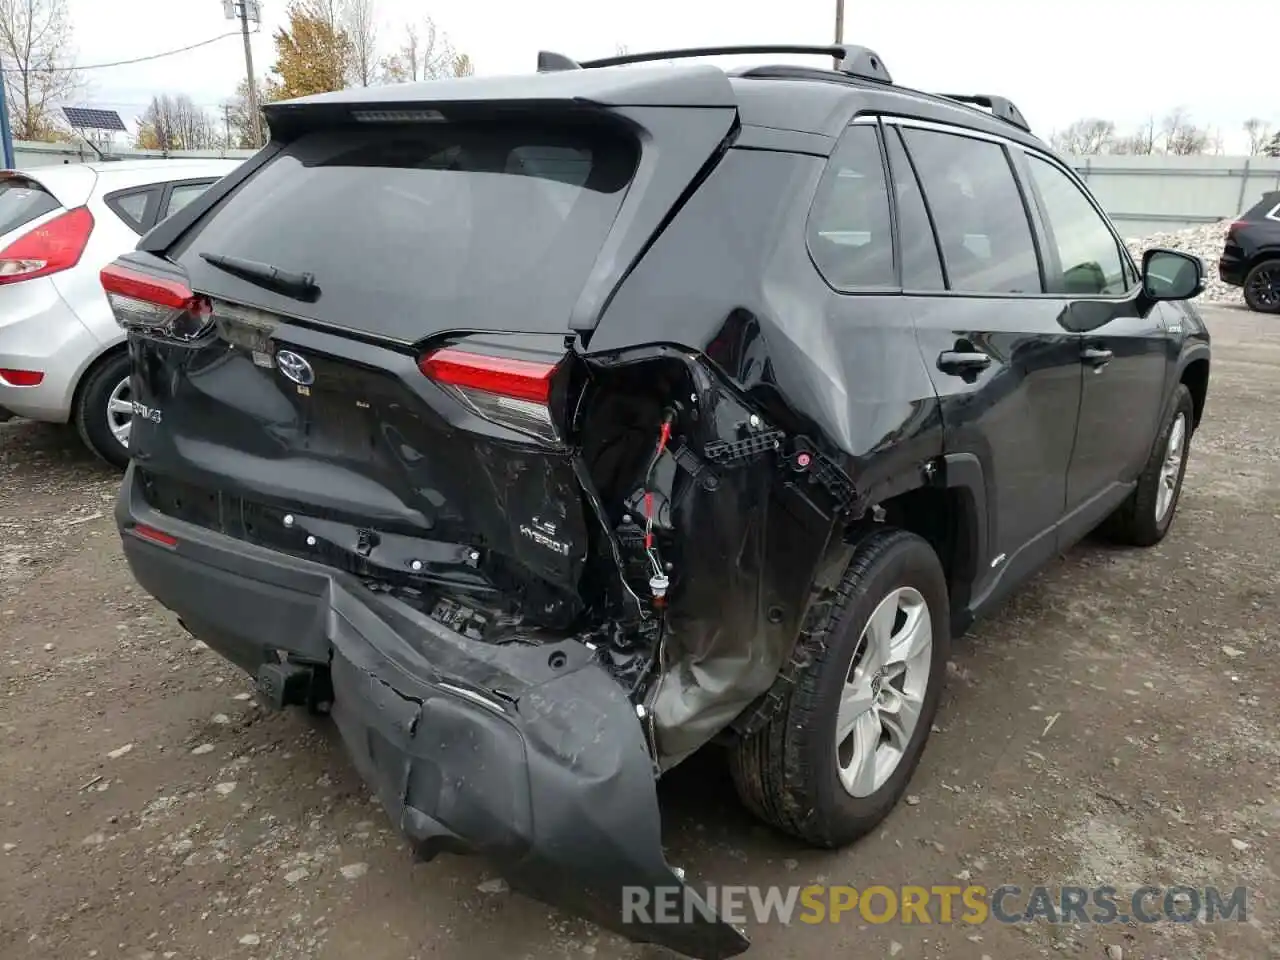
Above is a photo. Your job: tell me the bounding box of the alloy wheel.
[1155,412,1186,523]
[835,585,933,798]
[1246,265,1279,310]
[106,376,133,449]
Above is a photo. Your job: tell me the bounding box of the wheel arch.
[70,338,129,418]
[1178,352,1210,430]
[858,454,987,634]
[1246,246,1280,274]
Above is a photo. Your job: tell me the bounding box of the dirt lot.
[0,304,1276,960]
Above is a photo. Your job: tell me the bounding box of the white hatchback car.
[0,158,242,466]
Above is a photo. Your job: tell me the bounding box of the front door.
[1017,151,1172,517]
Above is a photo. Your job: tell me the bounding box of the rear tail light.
[419,346,562,442]
[0,206,94,285]
[100,263,213,342]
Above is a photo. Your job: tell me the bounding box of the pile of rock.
[1123,220,1240,304]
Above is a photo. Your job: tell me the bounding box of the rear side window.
[163,181,214,220]
[901,128,1043,294]
[1025,154,1128,296]
[807,124,895,289]
[173,122,639,338]
[883,127,945,291]
[0,177,60,236]
[105,187,156,234]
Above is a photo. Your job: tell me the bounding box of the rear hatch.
[110,83,737,632]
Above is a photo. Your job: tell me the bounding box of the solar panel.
[61,107,127,132]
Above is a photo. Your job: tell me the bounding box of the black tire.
[1100,384,1194,547]
[729,528,949,848]
[74,351,132,469]
[1242,259,1280,314]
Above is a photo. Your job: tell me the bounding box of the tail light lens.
[100,263,213,342]
[0,368,44,386]
[0,206,94,285]
[419,346,562,442]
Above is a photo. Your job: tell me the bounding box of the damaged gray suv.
[105,43,1210,959]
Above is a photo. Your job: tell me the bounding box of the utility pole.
[224,1,263,147]
[0,57,14,169]
[223,103,232,153]
[833,0,845,70]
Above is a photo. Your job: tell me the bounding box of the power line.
[1,31,250,73]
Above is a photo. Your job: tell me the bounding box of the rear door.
[892,119,1082,602]
[1016,149,1171,517]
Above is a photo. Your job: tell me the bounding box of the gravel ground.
[1126,222,1241,304]
[0,304,1276,960]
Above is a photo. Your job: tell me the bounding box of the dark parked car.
[102,44,1211,959]
[1220,190,1280,313]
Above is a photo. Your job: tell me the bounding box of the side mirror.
[1142,248,1204,301]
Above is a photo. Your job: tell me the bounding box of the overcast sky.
[66,0,1274,152]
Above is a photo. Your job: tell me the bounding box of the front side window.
[1026,155,1128,296]
[901,128,1042,295]
[807,124,895,289]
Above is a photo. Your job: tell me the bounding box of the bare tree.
[1111,117,1157,155]
[1050,118,1115,155]
[344,0,377,87]
[1160,107,1209,156]
[135,94,218,151]
[380,18,471,82]
[1244,118,1273,156]
[0,0,80,141]
[224,76,271,149]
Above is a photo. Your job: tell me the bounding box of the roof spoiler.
[537,44,893,84]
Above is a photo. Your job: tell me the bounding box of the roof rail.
[536,44,893,84]
[935,93,1030,133]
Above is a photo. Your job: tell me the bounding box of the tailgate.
[110,98,737,630]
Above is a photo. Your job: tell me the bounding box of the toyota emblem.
[276,350,315,387]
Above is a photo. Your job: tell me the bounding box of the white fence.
[1064,154,1280,237]
[10,139,1280,240]
[12,139,256,168]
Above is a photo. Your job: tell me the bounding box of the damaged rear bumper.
[114,464,749,960]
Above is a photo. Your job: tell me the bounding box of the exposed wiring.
[641,413,675,581]
[1,31,249,73]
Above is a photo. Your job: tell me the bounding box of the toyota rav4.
[104,44,1211,959]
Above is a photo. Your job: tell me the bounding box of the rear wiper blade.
[199,252,319,300]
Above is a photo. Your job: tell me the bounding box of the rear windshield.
[0,177,60,236]
[174,121,639,341]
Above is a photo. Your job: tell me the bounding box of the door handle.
[1082,346,1113,367]
[937,350,993,374]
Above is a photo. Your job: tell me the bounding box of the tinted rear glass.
[0,177,60,236]
[174,122,639,340]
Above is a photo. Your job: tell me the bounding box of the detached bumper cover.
[115,465,749,960]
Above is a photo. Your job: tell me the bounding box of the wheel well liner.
[873,454,985,623]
